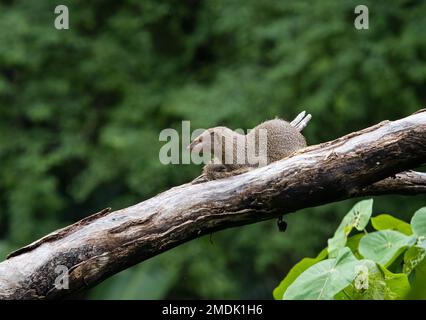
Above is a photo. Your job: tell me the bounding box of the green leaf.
[346,233,365,259]
[371,214,412,235]
[411,207,426,237]
[351,199,374,230]
[377,265,410,299]
[327,229,346,259]
[406,255,426,299]
[359,230,415,267]
[335,260,385,300]
[418,238,426,251]
[336,260,410,300]
[328,199,373,257]
[273,248,328,300]
[403,245,426,274]
[284,247,360,300]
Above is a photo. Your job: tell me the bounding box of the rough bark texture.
[0,110,425,299]
[356,171,426,196]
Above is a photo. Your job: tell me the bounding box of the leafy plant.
[274,200,426,300]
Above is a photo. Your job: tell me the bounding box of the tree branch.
[0,110,425,299]
[356,170,426,196]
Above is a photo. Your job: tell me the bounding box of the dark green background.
[0,0,425,299]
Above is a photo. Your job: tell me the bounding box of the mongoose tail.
[290,111,306,127]
[290,111,312,131]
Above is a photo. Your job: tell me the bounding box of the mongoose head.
[188,126,232,157]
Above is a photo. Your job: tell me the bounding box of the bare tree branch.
[356,171,426,196]
[0,110,425,299]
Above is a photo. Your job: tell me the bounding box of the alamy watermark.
[52,5,370,32]
[54,265,69,290]
[354,5,369,30]
[54,5,69,30]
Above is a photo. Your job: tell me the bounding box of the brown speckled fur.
[203,118,307,180]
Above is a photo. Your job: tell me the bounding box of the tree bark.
[0,110,425,299]
[355,171,426,196]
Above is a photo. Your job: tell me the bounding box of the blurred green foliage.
[0,0,425,299]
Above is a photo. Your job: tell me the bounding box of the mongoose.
[189,111,311,181]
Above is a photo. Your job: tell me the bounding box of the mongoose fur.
[189,111,311,181]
